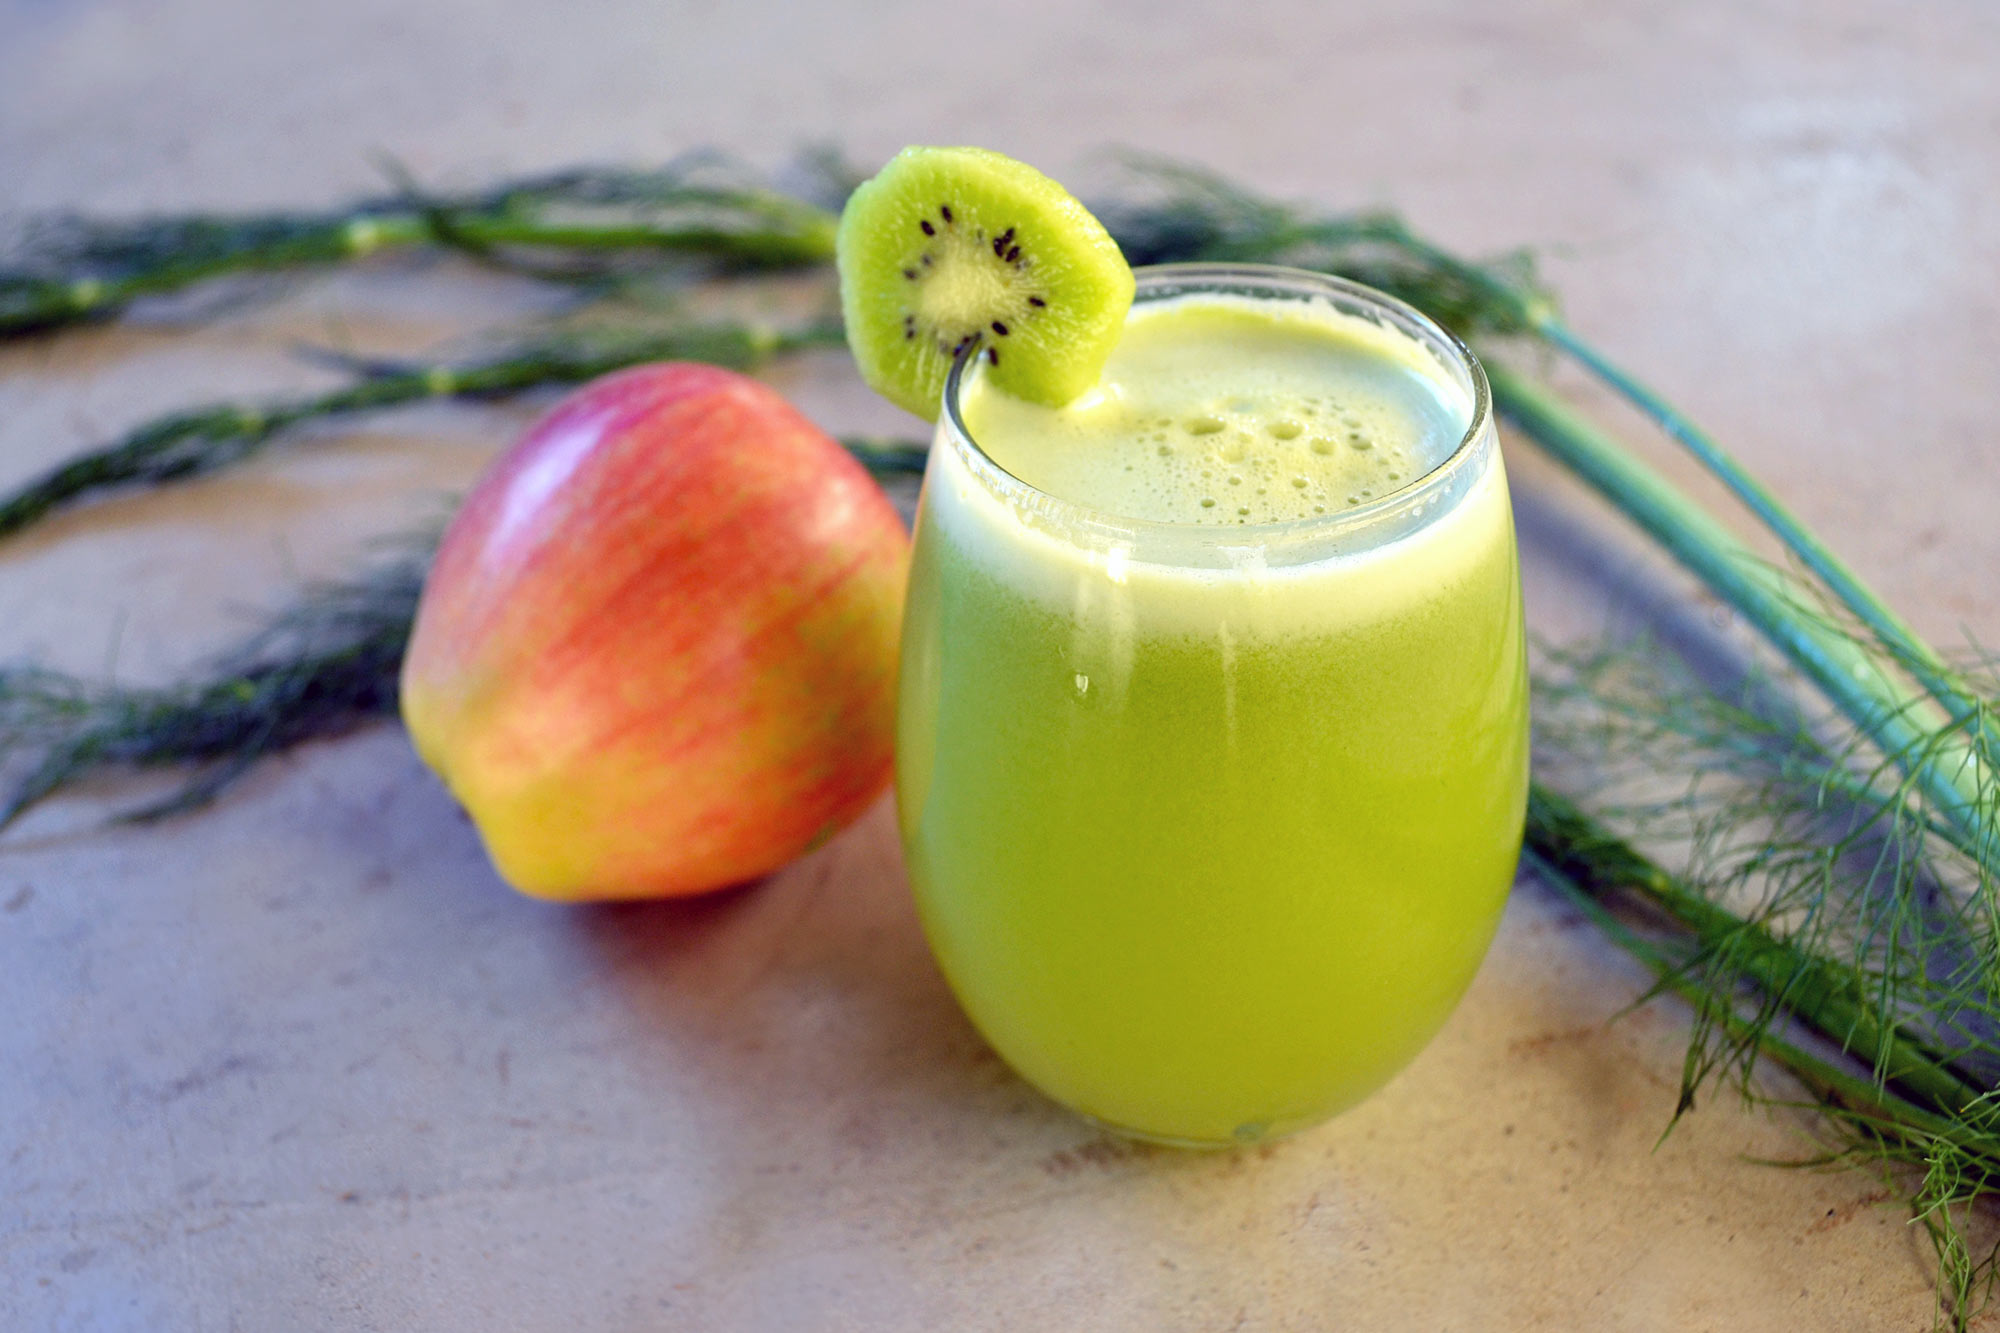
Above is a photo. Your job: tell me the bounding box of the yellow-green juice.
[897,266,1527,1145]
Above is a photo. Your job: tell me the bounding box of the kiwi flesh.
[836,146,1135,420]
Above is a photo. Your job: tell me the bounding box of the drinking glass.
[896,265,1527,1146]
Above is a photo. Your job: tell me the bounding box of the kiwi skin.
[837,146,1135,421]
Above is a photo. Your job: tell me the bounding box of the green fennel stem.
[1525,842,2000,1161]
[1527,784,1993,1124]
[0,187,839,339]
[1539,321,2000,776]
[0,322,847,537]
[1488,361,1997,866]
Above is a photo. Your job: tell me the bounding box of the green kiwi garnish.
[836,146,1134,420]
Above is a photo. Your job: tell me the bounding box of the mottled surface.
[2,1,1997,1328]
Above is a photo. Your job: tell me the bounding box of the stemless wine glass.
[896,265,1528,1147]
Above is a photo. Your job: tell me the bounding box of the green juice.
[897,269,1528,1145]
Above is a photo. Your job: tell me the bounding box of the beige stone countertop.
[3,2,1997,1328]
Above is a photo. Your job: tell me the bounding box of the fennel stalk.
[0,161,838,338]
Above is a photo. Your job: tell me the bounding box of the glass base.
[1074,1108,1310,1152]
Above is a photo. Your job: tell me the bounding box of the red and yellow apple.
[400,362,910,900]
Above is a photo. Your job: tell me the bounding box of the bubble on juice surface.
[957,295,1470,526]
[1087,391,1444,524]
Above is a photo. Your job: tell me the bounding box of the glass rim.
[938,261,1495,553]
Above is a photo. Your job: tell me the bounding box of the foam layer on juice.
[928,290,1506,641]
[960,294,1470,526]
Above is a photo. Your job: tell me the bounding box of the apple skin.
[400,362,910,901]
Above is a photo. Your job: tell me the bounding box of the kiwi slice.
[836,146,1134,420]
